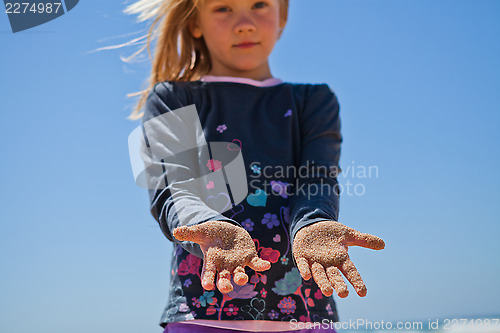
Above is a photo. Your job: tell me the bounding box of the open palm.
[173,221,271,293]
[293,221,385,298]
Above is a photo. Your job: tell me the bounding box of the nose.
[234,14,256,34]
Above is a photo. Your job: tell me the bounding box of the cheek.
[199,14,223,34]
[258,15,281,39]
[261,23,280,44]
[202,24,228,48]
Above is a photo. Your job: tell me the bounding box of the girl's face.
[190,0,285,80]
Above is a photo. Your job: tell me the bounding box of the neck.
[208,63,273,81]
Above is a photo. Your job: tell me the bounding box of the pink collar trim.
[201,75,283,87]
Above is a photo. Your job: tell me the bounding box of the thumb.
[173,225,205,244]
[247,256,271,272]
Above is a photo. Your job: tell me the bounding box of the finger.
[326,266,348,298]
[217,269,233,293]
[172,225,205,244]
[247,256,271,272]
[233,266,248,286]
[345,229,385,250]
[340,259,367,297]
[200,259,216,291]
[295,257,311,281]
[311,262,333,297]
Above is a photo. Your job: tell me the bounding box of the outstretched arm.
[141,83,242,257]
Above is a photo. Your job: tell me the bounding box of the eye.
[253,1,268,9]
[214,6,230,13]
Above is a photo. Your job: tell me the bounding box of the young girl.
[126,0,385,332]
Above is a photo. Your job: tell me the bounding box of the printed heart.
[228,204,245,219]
[227,139,242,151]
[206,192,231,213]
[250,298,266,312]
[206,181,214,189]
[273,234,281,242]
[246,189,267,207]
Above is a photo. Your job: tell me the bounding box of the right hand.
[173,221,271,294]
[293,221,385,298]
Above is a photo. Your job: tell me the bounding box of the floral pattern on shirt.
[155,81,341,328]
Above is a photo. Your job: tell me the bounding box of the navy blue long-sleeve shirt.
[141,78,342,326]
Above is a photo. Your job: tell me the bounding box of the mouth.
[233,42,259,49]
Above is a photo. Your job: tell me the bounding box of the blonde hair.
[124,0,289,119]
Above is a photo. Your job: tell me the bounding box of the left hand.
[293,221,385,298]
[173,221,271,293]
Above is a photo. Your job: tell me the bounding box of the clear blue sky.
[1,1,499,332]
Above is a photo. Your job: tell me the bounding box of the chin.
[232,62,266,73]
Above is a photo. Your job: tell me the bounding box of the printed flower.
[199,291,216,307]
[207,159,222,172]
[250,274,259,284]
[280,256,289,265]
[206,306,217,316]
[271,181,289,199]
[223,304,239,316]
[272,268,302,295]
[250,273,268,285]
[242,218,254,232]
[217,124,227,133]
[314,289,323,300]
[259,247,280,263]
[305,289,315,307]
[326,303,334,315]
[260,288,267,298]
[261,213,279,229]
[183,278,192,288]
[251,164,261,174]
[268,310,279,320]
[178,254,201,276]
[278,296,296,314]
[192,297,201,308]
[227,282,258,299]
